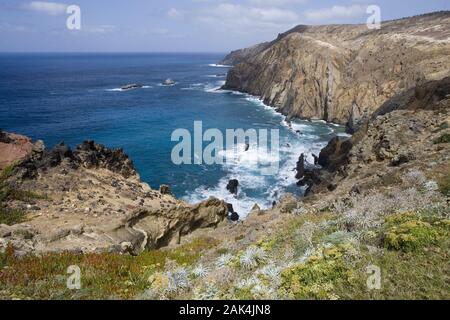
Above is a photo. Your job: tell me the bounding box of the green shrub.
[0,207,27,225]
[279,246,352,300]
[434,133,450,144]
[383,213,449,252]
[0,164,15,180]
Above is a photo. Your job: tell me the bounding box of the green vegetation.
[0,207,27,226]
[279,245,353,300]
[283,211,449,300]
[0,164,15,180]
[434,133,450,144]
[383,213,448,252]
[0,164,48,226]
[0,237,219,300]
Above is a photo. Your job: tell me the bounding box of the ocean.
[0,53,348,216]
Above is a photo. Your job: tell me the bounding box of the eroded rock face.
[13,140,137,180]
[0,138,228,256]
[0,131,38,170]
[223,12,450,131]
[318,137,353,171]
[74,140,136,178]
[303,76,450,195]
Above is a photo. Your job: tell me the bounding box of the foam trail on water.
[184,88,347,218]
[208,64,232,68]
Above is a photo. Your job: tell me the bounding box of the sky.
[0,0,449,52]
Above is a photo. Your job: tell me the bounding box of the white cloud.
[0,22,35,33]
[167,8,183,19]
[25,1,68,16]
[191,3,300,34]
[248,0,307,6]
[305,5,366,22]
[85,25,116,34]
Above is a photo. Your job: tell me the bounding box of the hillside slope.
[223,12,450,132]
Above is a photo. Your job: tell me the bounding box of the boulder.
[229,212,240,222]
[295,154,305,180]
[226,203,240,222]
[159,185,172,195]
[226,179,239,195]
[121,84,143,90]
[318,137,353,171]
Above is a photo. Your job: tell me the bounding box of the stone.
[159,185,172,195]
[229,212,240,222]
[319,137,353,171]
[226,179,239,195]
[295,154,305,180]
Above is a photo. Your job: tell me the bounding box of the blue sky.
[0,0,449,52]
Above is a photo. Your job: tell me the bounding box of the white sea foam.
[337,132,352,138]
[106,85,152,92]
[157,83,177,87]
[204,80,226,93]
[106,88,124,92]
[208,64,232,68]
[205,74,227,78]
[183,86,346,217]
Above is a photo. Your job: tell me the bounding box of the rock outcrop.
[304,76,450,195]
[223,12,450,132]
[226,179,240,195]
[0,138,228,256]
[0,131,42,170]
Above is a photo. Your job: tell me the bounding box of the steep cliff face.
[223,12,450,131]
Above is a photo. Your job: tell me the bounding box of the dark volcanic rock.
[0,130,12,143]
[226,179,239,195]
[318,137,353,171]
[15,140,137,180]
[74,140,136,178]
[295,154,305,180]
[226,203,240,222]
[121,84,143,90]
[229,212,240,222]
[45,142,74,167]
[159,185,172,195]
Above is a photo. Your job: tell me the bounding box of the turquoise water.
[0,53,347,215]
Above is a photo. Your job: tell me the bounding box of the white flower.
[166,268,191,293]
[192,264,209,279]
[236,276,261,289]
[240,246,267,270]
[258,264,281,282]
[195,282,219,300]
[216,254,233,269]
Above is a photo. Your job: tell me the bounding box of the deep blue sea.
[0,53,348,215]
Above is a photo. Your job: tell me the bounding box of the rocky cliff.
[223,12,450,132]
[0,138,228,256]
[0,77,449,299]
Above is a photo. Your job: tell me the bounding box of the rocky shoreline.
[0,136,228,256]
[1,16,450,297]
[221,12,450,132]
